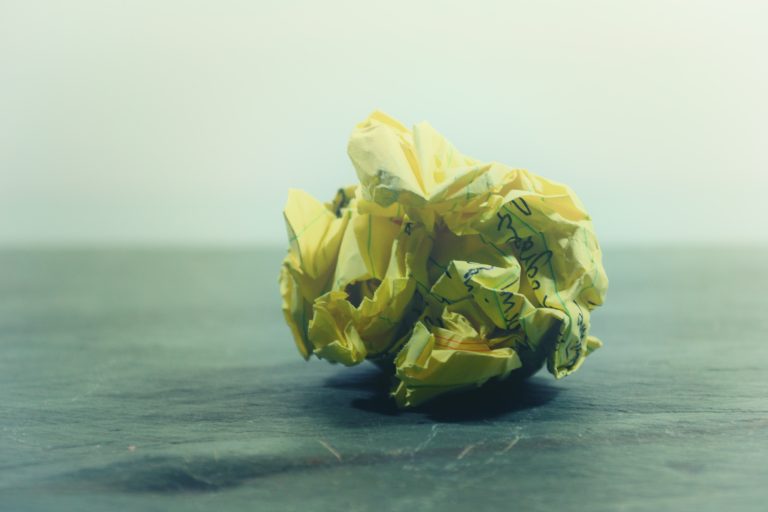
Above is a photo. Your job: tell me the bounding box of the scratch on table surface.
[498,435,520,453]
[481,435,521,465]
[318,439,342,462]
[414,424,440,453]
[457,444,475,460]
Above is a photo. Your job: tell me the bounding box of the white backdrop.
[1,0,766,245]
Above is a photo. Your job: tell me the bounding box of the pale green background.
[1,0,766,246]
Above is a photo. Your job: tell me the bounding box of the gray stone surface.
[1,246,767,511]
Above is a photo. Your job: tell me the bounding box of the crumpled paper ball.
[279,111,608,408]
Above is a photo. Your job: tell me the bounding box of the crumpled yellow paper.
[279,111,608,408]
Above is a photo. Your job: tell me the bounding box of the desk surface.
[1,247,767,512]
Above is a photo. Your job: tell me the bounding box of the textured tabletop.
[1,247,767,511]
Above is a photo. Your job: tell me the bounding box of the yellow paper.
[279,111,608,408]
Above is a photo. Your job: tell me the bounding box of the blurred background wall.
[1,0,765,247]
